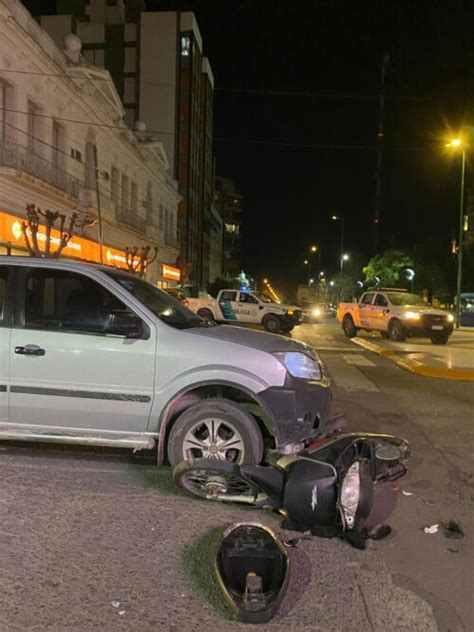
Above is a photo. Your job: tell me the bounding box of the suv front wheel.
[167,398,264,467]
[388,319,406,342]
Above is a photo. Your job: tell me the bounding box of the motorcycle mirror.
[375,443,402,461]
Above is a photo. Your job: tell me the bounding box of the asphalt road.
[1,322,473,631]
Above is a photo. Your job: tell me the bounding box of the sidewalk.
[353,328,474,381]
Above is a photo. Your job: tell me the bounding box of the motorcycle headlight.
[339,460,373,530]
[405,311,421,320]
[275,352,322,380]
[340,461,361,529]
[312,308,322,317]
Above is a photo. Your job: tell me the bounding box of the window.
[374,294,388,307]
[220,291,237,302]
[181,35,190,56]
[0,267,9,322]
[225,223,239,234]
[239,292,258,304]
[361,293,375,305]
[131,181,137,213]
[83,48,105,67]
[121,174,129,212]
[124,78,136,103]
[0,79,13,143]
[159,203,164,230]
[24,269,133,335]
[145,181,153,222]
[52,120,65,168]
[124,47,136,73]
[84,141,95,189]
[111,167,119,206]
[165,208,169,240]
[27,100,42,156]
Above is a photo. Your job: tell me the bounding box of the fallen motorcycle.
[173,432,410,549]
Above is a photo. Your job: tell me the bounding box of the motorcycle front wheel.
[173,458,260,504]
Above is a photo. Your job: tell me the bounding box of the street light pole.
[455,149,466,328]
[332,216,345,302]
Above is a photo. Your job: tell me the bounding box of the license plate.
[431,325,443,330]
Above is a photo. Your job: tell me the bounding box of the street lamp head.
[309,278,314,284]
[304,260,308,265]
[342,253,349,261]
[310,245,317,253]
[450,139,462,148]
[331,215,339,221]
[319,271,325,276]
[329,280,335,287]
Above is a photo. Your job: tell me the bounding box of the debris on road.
[423,524,439,535]
[441,520,464,539]
[402,490,414,496]
[111,601,121,608]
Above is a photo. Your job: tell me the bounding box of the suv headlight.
[275,352,322,380]
[405,311,421,320]
[447,314,454,323]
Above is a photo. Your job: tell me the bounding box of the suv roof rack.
[367,287,408,292]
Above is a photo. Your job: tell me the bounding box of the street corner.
[352,334,474,381]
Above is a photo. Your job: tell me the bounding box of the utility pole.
[93,144,104,263]
[374,53,390,253]
[455,149,466,328]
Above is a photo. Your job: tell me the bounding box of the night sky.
[28,0,473,295]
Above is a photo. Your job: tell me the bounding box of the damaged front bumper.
[258,373,338,454]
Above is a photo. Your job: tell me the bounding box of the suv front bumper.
[404,322,454,337]
[258,373,333,450]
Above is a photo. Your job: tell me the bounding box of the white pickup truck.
[186,289,303,334]
[337,288,454,344]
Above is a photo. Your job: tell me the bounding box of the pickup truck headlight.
[404,311,421,320]
[275,352,322,380]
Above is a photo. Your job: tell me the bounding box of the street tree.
[125,246,158,277]
[21,203,78,258]
[363,249,414,287]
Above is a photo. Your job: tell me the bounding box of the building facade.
[214,177,242,278]
[40,1,215,287]
[209,204,223,281]
[0,0,180,285]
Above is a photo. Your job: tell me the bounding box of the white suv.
[0,258,335,465]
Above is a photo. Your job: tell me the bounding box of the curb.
[352,337,474,381]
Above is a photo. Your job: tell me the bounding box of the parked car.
[186,288,303,334]
[0,257,333,467]
[338,288,454,344]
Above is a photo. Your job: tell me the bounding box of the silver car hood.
[186,324,317,359]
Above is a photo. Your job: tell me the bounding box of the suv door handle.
[14,345,46,357]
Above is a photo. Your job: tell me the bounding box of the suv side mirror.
[106,311,143,338]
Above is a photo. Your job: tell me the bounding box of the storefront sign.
[0,210,132,270]
[162,264,181,281]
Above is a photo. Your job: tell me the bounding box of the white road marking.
[341,354,376,367]
[323,356,380,392]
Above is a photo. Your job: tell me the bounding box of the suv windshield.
[252,292,273,303]
[106,272,207,330]
[387,292,426,306]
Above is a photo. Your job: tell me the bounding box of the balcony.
[0,141,80,199]
[116,207,147,233]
